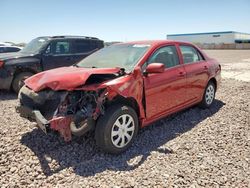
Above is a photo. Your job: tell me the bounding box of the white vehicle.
[0,46,22,53]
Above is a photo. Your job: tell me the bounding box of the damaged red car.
[17,40,221,154]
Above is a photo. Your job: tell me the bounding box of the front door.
[143,45,187,119]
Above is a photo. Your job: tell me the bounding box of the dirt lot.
[0,50,249,187]
[205,50,250,82]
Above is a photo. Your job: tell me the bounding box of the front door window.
[45,41,71,55]
[148,45,180,68]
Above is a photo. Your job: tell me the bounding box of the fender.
[103,67,146,119]
[5,55,43,74]
[0,55,42,90]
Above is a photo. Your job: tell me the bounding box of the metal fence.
[196,43,250,49]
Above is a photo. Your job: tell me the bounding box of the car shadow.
[20,99,225,177]
[0,91,17,100]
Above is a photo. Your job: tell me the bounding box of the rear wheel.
[200,81,216,108]
[12,72,33,93]
[95,104,139,154]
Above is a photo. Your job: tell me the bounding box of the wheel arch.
[106,95,140,120]
[11,68,38,92]
[208,77,217,91]
[13,67,37,77]
[11,67,37,86]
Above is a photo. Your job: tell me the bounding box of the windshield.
[77,44,150,72]
[20,37,49,54]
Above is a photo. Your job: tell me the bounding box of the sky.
[1,0,250,43]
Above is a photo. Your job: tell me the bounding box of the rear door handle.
[179,71,186,77]
[204,65,208,70]
[66,57,74,61]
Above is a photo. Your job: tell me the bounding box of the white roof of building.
[0,42,14,46]
[167,31,250,37]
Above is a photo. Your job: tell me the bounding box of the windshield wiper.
[75,66,98,68]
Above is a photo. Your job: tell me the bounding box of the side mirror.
[146,63,165,74]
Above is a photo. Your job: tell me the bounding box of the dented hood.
[25,66,121,92]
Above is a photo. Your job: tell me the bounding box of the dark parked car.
[17,40,221,154]
[0,36,104,92]
[0,46,22,53]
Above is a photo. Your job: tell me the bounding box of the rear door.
[143,45,187,119]
[178,45,209,102]
[42,40,78,70]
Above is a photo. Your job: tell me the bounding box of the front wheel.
[12,72,33,93]
[200,81,216,108]
[95,105,139,154]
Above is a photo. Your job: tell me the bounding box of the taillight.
[0,60,4,68]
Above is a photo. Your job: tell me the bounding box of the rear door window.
[74,40,97,53]
[180,45,204,64]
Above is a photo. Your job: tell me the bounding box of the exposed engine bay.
[56,90,106,120]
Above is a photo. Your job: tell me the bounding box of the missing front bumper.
[16,105,49,134]
[33,110,49,134]
[16,105,94,142]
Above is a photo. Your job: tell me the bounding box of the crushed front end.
[17,85,107,141]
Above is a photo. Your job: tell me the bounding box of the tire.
[12,72,33,93]
[95,104,139,154]
[200,81,216,108]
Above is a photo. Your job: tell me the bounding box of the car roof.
[117,40,193,47]
[38,36,101,40]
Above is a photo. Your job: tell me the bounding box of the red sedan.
[17,40,221,154]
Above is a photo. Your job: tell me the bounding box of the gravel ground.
[0,52,250,187]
